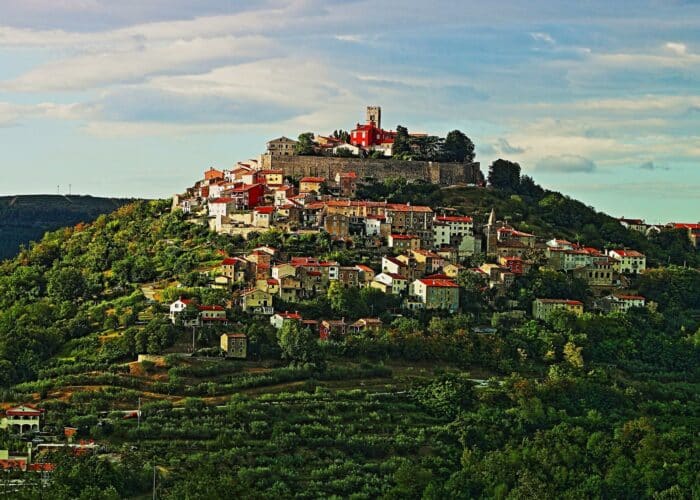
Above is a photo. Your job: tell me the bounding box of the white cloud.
[530,32,555,44]
[536,154,596,173]
[665,41,687,55]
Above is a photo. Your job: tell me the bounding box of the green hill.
[0,187,698,497]
[0,195,135,260]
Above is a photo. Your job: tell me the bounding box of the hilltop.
[0,195,136,260]
[0,174,698,497]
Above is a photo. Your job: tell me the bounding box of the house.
[208,197,236,217]
[497,227,536,248]
[253,206,276,228]
[272,263,296,280]
[349,318,383,334]
[409,278,460,312]
[671,223,700,248]
[220,333,247,358]
[572,259,615,286]
[372,272,409,295]
[411,249,443,274]
[498,256,531,276]
[198,305,228,325]
[228,183,265,210]
[532,298,584,320]
[257,278,280,295]
[546,238,574,250]
[433,215,474,247]
[443,263,464,278]
[0,406,44,434]
[335,171,358,197]
[324,213,350,238]
[382,255,407,275]
[266,136,298,156]
[270,311,302,329]
[220,257,247,284]
[599,294,646,313]
[386,204,434,247]
[350,106,396,150]
[388,234,420,251]
[299,176,326,193]
[240,288,274,315]
[274,185,296,206]
[277,275,302,302]
[169,298,199,326]
[336,266,360,288]
[204,167,225,181]
[547,248,594,272]
[355,264,375,287]
[332,143,363,156]
[319,319,348,341]
[479,263,515,288]
[607,249,646,275]
[618,217,647,233]
[257,169,284,187]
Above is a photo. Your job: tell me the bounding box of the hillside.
[0,195,135,260]
[0,185,698,497]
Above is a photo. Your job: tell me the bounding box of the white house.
[433,215,473,247]
[371,272,408,295]
[169,298,199,326]
[600,294,646,313]
[607,249,646,274]
[208,197,236,217]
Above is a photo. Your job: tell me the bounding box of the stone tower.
[485,207,498,259]
[366,106,381,128]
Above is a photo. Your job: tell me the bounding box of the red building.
[225,183,265,209]
[349,106,396,148]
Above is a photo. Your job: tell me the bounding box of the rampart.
[260,154,483,186]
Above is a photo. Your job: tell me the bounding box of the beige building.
[220,333,247,358]
[409,278,460,312]
[266,136,298,156]
[532,298,584,320]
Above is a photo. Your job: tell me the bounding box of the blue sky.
[0,0,699,223]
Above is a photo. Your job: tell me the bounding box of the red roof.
[614,294,645,301]
[673,223,700,229]
[537,299,583,306]
[390,234,418,240]
[418,278,459,288]
[255,206,275,214]
[198,305,225,311]
[267,278,279,285]
[610,249,645,257]
[498,227,534,238]
[437,215,473,223]
[221,258,238,265]
[231,183,261,193]
[276,311,302,320]
[300,177,326,183]
[355,264,374,272]
[387,203,432,213]
[210,197,234,204]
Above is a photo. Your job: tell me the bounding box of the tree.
[392,125,411,157]
[277,321,323,366]
[295,132,316,155]
[444,130,475,162]
[47,267,86,302]
[487,159,521,192]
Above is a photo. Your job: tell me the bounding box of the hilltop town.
[0,108,698,496]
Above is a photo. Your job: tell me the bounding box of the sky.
[0,0,699,223]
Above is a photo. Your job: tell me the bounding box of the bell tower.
[366,106,381,128]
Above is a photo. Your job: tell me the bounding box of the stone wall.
[260,154,483,186]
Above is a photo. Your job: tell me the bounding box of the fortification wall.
[260,155,482,186]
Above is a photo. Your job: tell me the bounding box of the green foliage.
[487,158,521,191]
[295,132,317,155]
[444,129,475,162]
[277,321,324,367]
[392,125,411,157]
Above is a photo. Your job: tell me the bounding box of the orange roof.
[610,249,645,257]
[536,299,583,306]
[613,294,645,301]
[209,197,234,204]
[390,234,418,240]
[254,206,275,214]
[436,215,473,223]
[418,278,459,288]
[300,176,326,183]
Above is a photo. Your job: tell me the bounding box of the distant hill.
[0,195,136,260]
